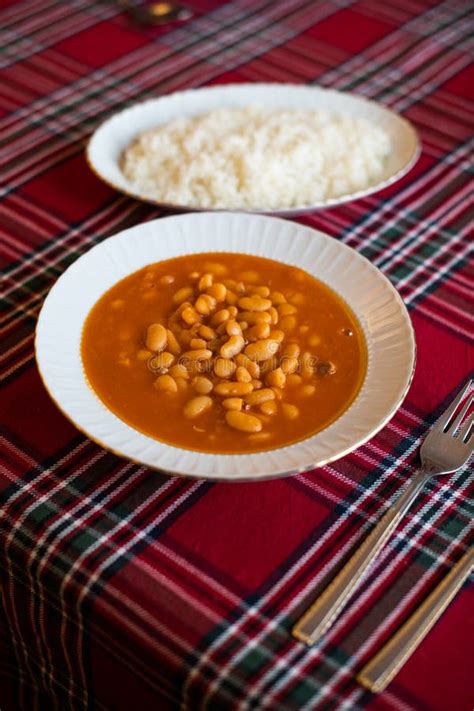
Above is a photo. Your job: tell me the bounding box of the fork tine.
[448,396,473,435]
[461,414,473,443]
[436,379,473,432]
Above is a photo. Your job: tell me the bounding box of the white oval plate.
[36,213,415,481]
[87,83,420,216]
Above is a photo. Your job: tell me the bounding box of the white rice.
[121,106,391,209]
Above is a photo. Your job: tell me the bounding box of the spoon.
[118,1,192,26]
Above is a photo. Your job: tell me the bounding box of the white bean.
[183,349,213,361]
[149,352,174,372]
[184,396,213,418]
[244,389,275,406]
[266,367,286,388]
[154,374,177,393]
[226,320,242,337]
[278,303,297,316]
[211,309,230,326]
[225,410,262,433]
[235,366,252,383]
[260,400,277,415]
[214,358,236,378]
[173,286,194,304]
[238,296,272,312]
[244,339,279,362]
[181,307,200,325]
[145,323,167,352]
[214,382,253,397]
[198,273,213,290]
[282,403,299,420]
[222,398,243,411]
[191,376,213,394]
[165,329,181,355]
[220,335,245,359]
[169,364,189,379]
[207,283,227,301]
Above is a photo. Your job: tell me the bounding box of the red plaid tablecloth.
[1,0,473,709]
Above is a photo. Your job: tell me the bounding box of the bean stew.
[81,253,367,453]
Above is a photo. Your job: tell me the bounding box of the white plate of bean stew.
[36,212,415,481]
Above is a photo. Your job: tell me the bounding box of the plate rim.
[86,82,421,216]
[35,212,416,481]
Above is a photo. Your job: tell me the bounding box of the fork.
[293,379,473,646]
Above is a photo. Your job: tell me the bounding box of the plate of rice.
[87,83,420,215]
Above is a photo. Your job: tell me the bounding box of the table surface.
[1,0,473,709]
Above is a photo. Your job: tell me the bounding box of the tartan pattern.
[1,0,473,708]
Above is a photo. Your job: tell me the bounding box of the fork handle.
[292,469,430,645]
